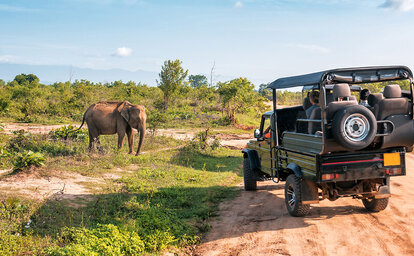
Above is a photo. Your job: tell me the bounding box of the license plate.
[383,153,400,166]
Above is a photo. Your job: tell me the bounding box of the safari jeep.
[242,66,414,216]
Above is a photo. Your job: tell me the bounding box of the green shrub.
[13,150,46,172]
[0,146,9,158]
[46,224,145,256]
[7,131,82,156]
[50,125,86,141]
[188,128,221,151]
[7,130,31,152]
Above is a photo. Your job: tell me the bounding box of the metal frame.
[267,66,414,183]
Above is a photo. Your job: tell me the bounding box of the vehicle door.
[258,115,272,173]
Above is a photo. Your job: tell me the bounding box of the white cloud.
[113,47,133,57]
[380,0,414,11]
[0,4,39,12]
[0,55,11,62]
[287,44,330,53]
[234,1,243,8]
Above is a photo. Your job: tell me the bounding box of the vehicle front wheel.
[362,197,389,212]
[243,158,257,191]
[285,174,310,217]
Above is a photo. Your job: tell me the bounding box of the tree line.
[0,60,269,127]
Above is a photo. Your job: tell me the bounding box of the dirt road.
[195,154,414,256]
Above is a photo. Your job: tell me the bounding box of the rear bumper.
[318,148,406,183]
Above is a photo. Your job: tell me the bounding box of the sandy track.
[195,154,414,256]
[1,124,251,149]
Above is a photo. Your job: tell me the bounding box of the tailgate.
[318,148,406,182]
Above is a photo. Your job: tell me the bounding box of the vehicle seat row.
[373,84,409,120]
[326,83,357,120]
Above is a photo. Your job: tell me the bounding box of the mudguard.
[287,163,303,178]
[375,177,391,199]
[242,149,261,172]
[287,163,318,204]
[301,180,319,204]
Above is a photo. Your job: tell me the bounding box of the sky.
[1,0,414,85]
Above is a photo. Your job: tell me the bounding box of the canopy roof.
[268,66,413,90]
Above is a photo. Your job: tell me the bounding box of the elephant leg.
[96,137,103,153]
[88,127,101,153]
[126,125,134,154]
[88,130,95,152]
[118,130,126,151]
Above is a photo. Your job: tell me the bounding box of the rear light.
[387,168,402,175]
[322,173,339,180]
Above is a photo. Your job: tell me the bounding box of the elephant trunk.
[136,121,145,155]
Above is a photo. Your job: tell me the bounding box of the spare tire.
[332,105,377,150]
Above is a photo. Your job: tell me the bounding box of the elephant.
[77,101,146,155]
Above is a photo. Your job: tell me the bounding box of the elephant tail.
[75,112,86,131]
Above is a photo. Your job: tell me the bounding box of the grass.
[0,130,243,255]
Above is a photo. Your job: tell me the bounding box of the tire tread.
[285,174,310,217]
[362,198,389,212]
[243,158,257,191]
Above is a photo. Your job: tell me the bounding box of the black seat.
[374,84,409,120]
[303,97,311,110]
[367,93,384,109]
[326,83,358,120]
[308,107,322,134]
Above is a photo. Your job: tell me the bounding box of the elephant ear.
[117,102,130,122]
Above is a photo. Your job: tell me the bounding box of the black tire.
[362,197,389,212]
[332,105,377,150]
[243,158,257,191]
[284,174,310,217]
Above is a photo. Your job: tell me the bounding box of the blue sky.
[1,0,414,85]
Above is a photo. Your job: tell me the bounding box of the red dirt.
[194,154,414,256]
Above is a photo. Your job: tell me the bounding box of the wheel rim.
[343,113,370,142]
[286,185,296,208]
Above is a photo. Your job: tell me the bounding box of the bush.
[13,150,46,172]
[50,125,86,141]
[147,112,172,135]
[7,131,81,156]
[46,224,145,256]
[7,130,31,152]
[188,128,221,151]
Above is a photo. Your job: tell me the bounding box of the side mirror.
[254,129,261,139]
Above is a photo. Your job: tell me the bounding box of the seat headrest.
[333,83,351,99]
[384,84,401,98]
[303,97,311,110]
[368,93,384,107]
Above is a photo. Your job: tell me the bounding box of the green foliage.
[189,74,208,88]
[157,59,189,110]
[217,78,265,124]
[12,150,46,172]
[47,224,145,256]
[0,198,43,256]
[0,131,242,254]
[50,125,86,141]
[187,128,221,151]
[0,146,9,158]
[276,90,302,106]
[258,83,272,99]
[147,111,171,135]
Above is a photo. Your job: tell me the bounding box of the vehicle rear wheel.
[362,197,389,212]
[285,174,310,217]
[332,105,377,150]
[243,158,257,191]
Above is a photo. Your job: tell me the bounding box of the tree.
[217,78,262,124]
[189,74,208,88]
[258,83,272,99]
[13,74,39,85]
[157,59,188,110]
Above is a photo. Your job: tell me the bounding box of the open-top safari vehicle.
[242,66,414,216]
